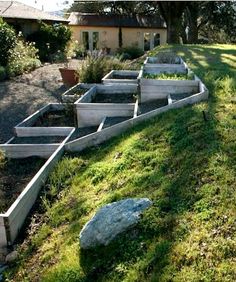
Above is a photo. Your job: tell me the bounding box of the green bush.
[117,46,144,60]
[0,66,7,81]
[6,40,41,77]
[0,18,17,66]
[78,56,128,83]
[27,23,71,62]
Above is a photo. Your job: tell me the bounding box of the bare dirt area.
[0,157,45,213]
[0,60,81,143]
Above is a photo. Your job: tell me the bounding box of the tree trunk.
[186,4,199,43]
[159,2,188,44]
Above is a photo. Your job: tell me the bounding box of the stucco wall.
[70,25,167,53]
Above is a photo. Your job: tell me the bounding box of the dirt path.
[0,61,80,143]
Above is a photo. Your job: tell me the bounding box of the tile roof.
[0,1,68,22]
[68,12,166,29]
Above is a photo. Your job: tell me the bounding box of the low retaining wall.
[138,69,199,103]
[14,103,75,137]
[66,81,208,152]
[75,85,137,127]
[143,57,187,74]
[0,129,75,248]
[102,70,139,85]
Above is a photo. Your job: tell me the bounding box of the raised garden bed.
[0,129,75,248]
[99,116,133,130]
[69,127,99,141]
[143,54,187,74]
[102,70,139,84]
[92,93,136,104]
[168,93,192,104]
[75,84,137,127]
[0,157,45,214]
[61,83,95,103]
[14,103,76,137]
[138,68,200,103]
[9,136,65,144]
[138,99,168,115]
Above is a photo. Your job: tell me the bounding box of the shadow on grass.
[75,46,235,281]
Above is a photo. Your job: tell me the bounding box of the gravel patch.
[0,60,81,143]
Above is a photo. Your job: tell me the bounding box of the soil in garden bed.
[33,108,76,127]
[68,88,88,96]
[170,93,192,103]
[112,74,138,80]
[103,116,133,129]
[0,157,45,213]
[10,136,65,144]
[139,99,168,115]
[69,126,98,141]
[92,93,137,104]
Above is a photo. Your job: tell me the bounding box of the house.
[0,1,68,37]
[68,13,167,53]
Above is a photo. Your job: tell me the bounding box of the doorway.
[82,31,99,51]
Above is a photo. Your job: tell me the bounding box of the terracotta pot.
[59,68,79,87]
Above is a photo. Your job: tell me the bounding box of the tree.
[158,1,188,44]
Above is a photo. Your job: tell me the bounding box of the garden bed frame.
[66,78,208,152]
[14,103,75,137]
[143,57,187,74]
[138,68,199,103]
[102,70,139,85]
[61,83,96,103]
[75,84,138,127]
[0,129,75,249]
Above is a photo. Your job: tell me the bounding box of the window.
[81,31,99,51]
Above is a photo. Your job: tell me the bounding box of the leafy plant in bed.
[143,72,194,80]
[0,153,45,213]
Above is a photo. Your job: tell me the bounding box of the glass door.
[82,31,99,51]
[144,33,151,51]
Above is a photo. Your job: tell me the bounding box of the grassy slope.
[6,44,236,282]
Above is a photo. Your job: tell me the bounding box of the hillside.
[5,44,236,281]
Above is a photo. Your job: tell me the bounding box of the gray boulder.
[79,198,152,249]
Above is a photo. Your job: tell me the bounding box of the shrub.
[0,150,6,169]
[0,18,17,66]
[0,66,7,81]
[27,23,71,62]
[6,40,41,77]
[116,46,144,60]
[78,56,128,83]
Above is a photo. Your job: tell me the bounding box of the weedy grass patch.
[5,44,236,282]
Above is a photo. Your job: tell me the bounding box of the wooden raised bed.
[143,56,187,74]
[138,68,200,103]
[65,79,208,153]
[102,70,139,85]
[14,103,76,137]
[75,84,137,127]
[61,83,96,103]
[0,129,75,248]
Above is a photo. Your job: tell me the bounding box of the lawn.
[5,44,236,282]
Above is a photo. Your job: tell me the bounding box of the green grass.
[5,44,236,282]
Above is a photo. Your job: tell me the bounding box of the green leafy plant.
[27,23,71,62]
[143,72,194,80]
[0,18,17,66]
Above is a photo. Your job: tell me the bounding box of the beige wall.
[70,25,167,53]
